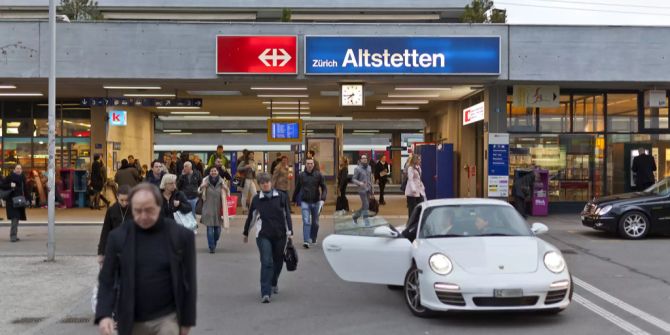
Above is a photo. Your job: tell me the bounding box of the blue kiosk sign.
[304,36,500,75]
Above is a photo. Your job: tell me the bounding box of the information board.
[267,119,303,143]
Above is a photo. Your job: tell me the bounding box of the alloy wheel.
[622,214,647,238]
[404,268,426,313]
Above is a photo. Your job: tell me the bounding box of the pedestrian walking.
[199,167,230,253]
[243,172,293,304]
[115,159,142,188]
[176,152,190,177]
[271,156,290,196]
[352,155,373,225]
[512,170,535,219]
[632,147,657,191]
[95,183,197,335]
[97,185,131,266]
[405,154,426,217]
[213,158,232,183]
[90,154,110,210]
[306,150,320,172]
[237,150,258,214]
[375,155,390,205]
[207,145,230,170]
[177,162,202,219]
[128,155,141,174]
[270,153,282,175]
[336,157,350,214]
[160,174,192,219]
[192,155,206,177]
[1,164,27,242]
[292,158,327,248]
[163,153,177,175]
[145,160,166,188]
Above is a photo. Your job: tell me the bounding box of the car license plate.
[494,289,523,298]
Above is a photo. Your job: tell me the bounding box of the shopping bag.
[174,210,198,231]
[368,196,379,217]
[284,239,298,272]
[227,195,238,216]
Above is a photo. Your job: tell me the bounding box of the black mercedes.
[581,178,670,239]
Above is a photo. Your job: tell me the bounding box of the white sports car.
[323,199,572,317]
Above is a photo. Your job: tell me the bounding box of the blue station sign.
[304,36,500,75]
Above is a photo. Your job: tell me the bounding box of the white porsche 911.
[323,199,572,317]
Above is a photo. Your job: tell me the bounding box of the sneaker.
[272,286,279,294]
[209,249,215,254]
[311,241,318,247]
[302,242,310,249]
[261,295,271,304]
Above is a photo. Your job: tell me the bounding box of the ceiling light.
[257,94,309,98]
[104,85,161,90]
[0,85,17,89]
[320,91,339,97]
[262,101,309,105]
[158,116,268,121]
[381,100,429,104]
[124,93,175,97]
[163,130,182,133]
[266,107,310,110]
[169,111,210,115]
[388,94,439,98]
[251,87,307,90]
[221,130,248,133]
[376,106,420,110]
[302,116,353,121]
[156,106,201,110]
[170,132,193,135]
[0,93,43,97]
[273,112,311,115]
[395,87,451,91]
[273,116,299,119]
[353,130,380,133]
[186,90,241,96]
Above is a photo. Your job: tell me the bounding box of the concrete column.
[391,132,402,184]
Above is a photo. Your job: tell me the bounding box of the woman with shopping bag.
[199,166,230,253]
[159,175,194,231]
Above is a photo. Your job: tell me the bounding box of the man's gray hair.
[184,161,193,168]
[129,183,163,207]
[257,172,272,185]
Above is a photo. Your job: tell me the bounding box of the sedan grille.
[472,296,539,307]
[544,289,568,305]
[584,203,597,214]
[436,291,466,306]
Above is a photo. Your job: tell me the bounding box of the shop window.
[539,95,570,133]
[643,94,669,130]
[606,134,653,195]
[33,105,63,137]
[4,102,34,137]
[62,109,91,137]
[607,94,638,133]
[3,138,32,174]
[33,138,48,172]
[573,94,604,132]
[510,134,602,202]
[62,137,91,169]
[507,97,536,132]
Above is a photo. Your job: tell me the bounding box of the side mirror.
[373,226,399,238]
[531,223,549,235]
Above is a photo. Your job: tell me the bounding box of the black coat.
[97,203,130,255]
[292,170,327,204]
[632,153,657,186]
[161,191,192,218]
[91,160,105,191]
[177,171,202,200]
[2,173,27,221]
[95,218,197,335]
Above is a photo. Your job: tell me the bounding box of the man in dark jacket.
[177,162,202,218]
[243,172,293,304]
[145,160,165,188]
[97,185,131,266]
[292,158,327,249]
[96,183,196,335]
[115,159,141,189]
[632,147,657,191]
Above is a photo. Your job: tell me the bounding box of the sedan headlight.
[429,253,453,275]
[597,205,613,216]
[544,251,566,274]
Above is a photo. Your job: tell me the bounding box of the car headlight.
[429,253,453,275]
[544,251,566,274]
[597,205,613,216]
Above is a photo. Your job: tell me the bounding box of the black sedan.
[581,178,670,239]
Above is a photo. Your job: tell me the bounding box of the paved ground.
[1,196,669,335]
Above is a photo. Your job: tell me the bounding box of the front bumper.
[419,270,572,312]
[581,213,618,233]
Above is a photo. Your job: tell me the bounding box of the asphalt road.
[4,214,670,335]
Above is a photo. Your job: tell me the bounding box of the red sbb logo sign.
[216,36,297,74]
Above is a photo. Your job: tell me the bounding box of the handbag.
[368,195,379,216]
[284,239,298,272]
[195,198,203,215]
[12,196,27,208]
[174,210,198,231]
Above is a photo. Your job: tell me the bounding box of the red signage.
[216,36,297,74]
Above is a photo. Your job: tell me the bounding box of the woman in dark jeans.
[336,157,350,214]
[2,164,27,242]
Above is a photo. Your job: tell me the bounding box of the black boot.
[10,219,19,242]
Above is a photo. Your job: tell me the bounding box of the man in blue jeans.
[292,158,327,249]
[243,172,293,303]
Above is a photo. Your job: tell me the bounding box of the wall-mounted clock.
[341,83,364,107]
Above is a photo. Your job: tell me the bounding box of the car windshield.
[419,204,532,239]
[644,178,670,196]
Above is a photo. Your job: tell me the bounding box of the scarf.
[208,175,220,187]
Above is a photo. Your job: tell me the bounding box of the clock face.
[341,84,364,107]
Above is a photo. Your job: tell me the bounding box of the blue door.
[436,144,454,199]
[418,144,437,200]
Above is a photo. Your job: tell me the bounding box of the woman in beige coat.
[199,166,230,253]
